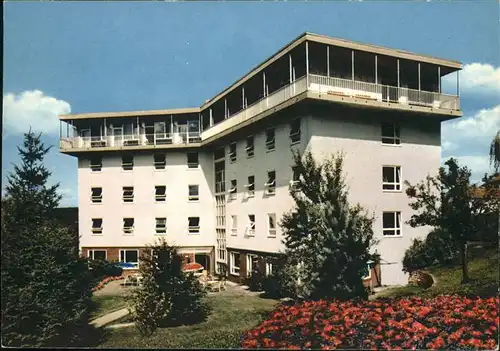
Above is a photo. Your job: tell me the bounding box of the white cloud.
[443,105,500,139]
[443,63,500,96]
[441,140,457,152]
[441,155,490,183]
[2,90,71,136]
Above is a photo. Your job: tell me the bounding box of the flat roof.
[59,107,200,121]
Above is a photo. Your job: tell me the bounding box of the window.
[230,252,240,276]
[265,261,274,276]
[91,187,102,203]
[382,212,402,236]
[155,185,166,202]
[246,254,259,277]
[231,215,237,236]
[88,249,107,261]
[155,217,167,234]
[290,166,300,190]
[188,185,199,201]
[228,142,237,163]
[290,118,301,144]
[187,152,199,168]
[119,249,139,269]
[188,217,200,234]
[245,136,254,158]
[383,166,402,191]
[247,214,255,236]
[381,123,401,145]
[228,179,237,200]
[265,171,276,195]
[122,155,134,170]
[154,154,166,169]
[122,186,134,203]
[90,157,102,172]
[123,218,135,234]
[245,175,255,197]
[91,218,103,234]
[265,128,275,151]
[267,213,277,236]
[362,261,374,280]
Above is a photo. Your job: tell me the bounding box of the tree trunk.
[461,243,469,284]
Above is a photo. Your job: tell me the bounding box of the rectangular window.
[188,217,200,234]
[231,215,237,236]
[228,179,237,200]
[154,153,166,170]
[265,171,276,195]
[122,186,134,203]
[381,123,401,145]
[88,249,107,261]
[91,218,103,234]
[122,155,134,170]
[290,166,300,190]
[382,166,402,191]
[90,157,102,172]
[155,217,167,234]
[247,214,255,236]
[246,254,259,277]
[267,213,277,237]
[362,261,374,280]
[245,136,254,158]
[265,261,273,276]
[230,252,240,276]
[290,118,301,144]
[228,142,237,163]
[187,152,199,168]
[155,185,166,202]
[265,128,275,151]
[188,185,199,201]
[246,175,255,197]
[123,218,135,234]
[119,249,139,269]
[382,212,402,236]
[91,187,102,203]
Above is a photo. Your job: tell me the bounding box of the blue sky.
[3,1,500,207]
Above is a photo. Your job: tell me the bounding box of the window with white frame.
[154,153,166,170]
[246,254,259,277]
[91,218,103,234]
[155,185,166,202]
[88,249,107,261]
[381,123,401,145]
[245,175,255,197]
[123,218,135,234]
[155,217,167,234]
[122,186,134,203]
[188,217,200,234]
[122,155,134,170]
[230,252,240,275]
[382,166,402,191]
[265,128,275,151]
[228,142,237,163]
[247,214,255,236]
[265,171,276,195]
[382,212,402,236]
[231,215,237,236]
[228,179,237,200]
[362,261,374,280]
[90,157,102,172]
[265,261,274,276]
[91,187,102,203]
[267,213,277,237]
[290,166,300,190]
[245,135,254,158]
[187,152,199,168]
[188,185,199,201]
[119,249,139,269]
[290,118,301,144]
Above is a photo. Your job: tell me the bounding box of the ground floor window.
[265,261,274,276]
[195,254,210,272]
[230,252,240,276]
[119,249,139,269]
[88,249,107,261]
[246,254,259,277]
[362,261,374,280]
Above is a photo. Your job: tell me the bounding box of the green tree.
[489,130,500,173]
[279,151,377,301]
[1,130,93,347]
[129,239,209,337]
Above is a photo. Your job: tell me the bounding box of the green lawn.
[90,295,129,319]
[376,247,499,299]
[97,291,278,348]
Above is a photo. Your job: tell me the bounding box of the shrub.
[88,259,123,285]
[244,270,266,292]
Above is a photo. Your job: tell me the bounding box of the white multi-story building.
[59,32,462,286]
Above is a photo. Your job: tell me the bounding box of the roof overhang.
[60,107,200,121]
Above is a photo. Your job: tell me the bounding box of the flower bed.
[240,295,499,350]
[92,275,125,292]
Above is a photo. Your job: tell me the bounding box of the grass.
[97,291,279,348]
[90,295,129,319]
[376,247,499,299]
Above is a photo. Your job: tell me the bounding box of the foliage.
[240,295,499,350]
[489,130,500,173]
[129,239,210,337]
[244,270,266,292]
[1,130,93,347]
[88,259,124,285]
[261,255,300,299]
[278,150,377,300]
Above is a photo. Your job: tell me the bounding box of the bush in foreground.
[240,295,499,350]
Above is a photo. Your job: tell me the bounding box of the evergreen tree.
[1,130,93,347]
[280,151,377,301]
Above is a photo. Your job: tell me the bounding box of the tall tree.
[1,130,93,347]
[280,151,377,301]
[489,130,500,174]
